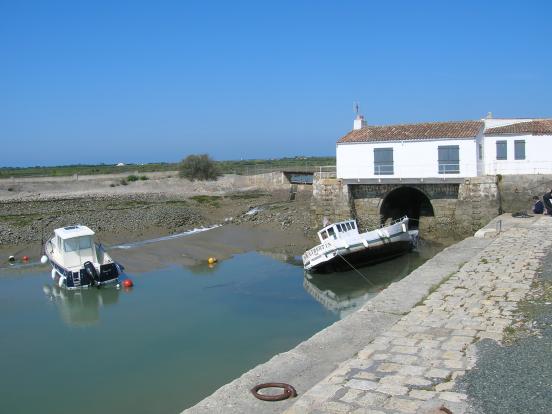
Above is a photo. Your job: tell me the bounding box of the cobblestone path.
[285,218,552,413]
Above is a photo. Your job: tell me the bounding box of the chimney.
[353,114,367,130]
[486,111,493,119]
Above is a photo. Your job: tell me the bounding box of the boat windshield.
[64,236,92,252]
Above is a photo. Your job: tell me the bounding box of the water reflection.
[43,284,121,326]
[303,242,442,318]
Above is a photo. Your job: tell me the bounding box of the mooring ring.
[251,383,298,401]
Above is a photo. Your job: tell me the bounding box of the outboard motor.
[83,261,100,286]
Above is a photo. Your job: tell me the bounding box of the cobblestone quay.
[285,215,551,414]
[183,215,549,414]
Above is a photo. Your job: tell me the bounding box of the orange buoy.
[22,255,29,262]
[122,279,134,288]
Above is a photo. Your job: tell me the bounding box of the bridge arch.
[379,186,435,228]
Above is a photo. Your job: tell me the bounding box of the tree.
[178,154,221,181]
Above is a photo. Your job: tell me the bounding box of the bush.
[120,179,128,186]
[178,154,221,181]
[127,175,139,182]
[139,175,149,180]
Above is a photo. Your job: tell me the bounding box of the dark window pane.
[438,145,460,174]
[374,148,394,175]
[515,140,525,160]
[496,141,507,160]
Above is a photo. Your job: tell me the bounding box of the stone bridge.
[311,175,500,239]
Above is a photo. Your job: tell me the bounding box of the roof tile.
[337,120,483,143]
[484,119,552,136]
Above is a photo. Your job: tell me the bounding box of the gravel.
[457,252,552,414]
[0,194,204,245]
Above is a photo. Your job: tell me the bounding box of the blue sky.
[1,0,551,167]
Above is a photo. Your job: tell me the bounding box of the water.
[0,243,442,414]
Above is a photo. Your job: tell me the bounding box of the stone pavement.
[284,216,552,414]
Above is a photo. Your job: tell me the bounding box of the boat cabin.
[52,225,98,270]
[317,220,359,243]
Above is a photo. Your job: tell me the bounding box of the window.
[345,222,352,231]
[374,148,394,175]
[327,227,336,239]
[515,140,525,160]
[438,145,460,174]
[496,140,507,160]
[478,144,483,160]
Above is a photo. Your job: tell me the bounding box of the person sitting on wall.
[532,196,544,214]
[543,189,552,215]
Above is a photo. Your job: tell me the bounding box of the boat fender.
[84,261,100,284]
[362,239,369,248]
[401,223,407,233]
[51,268,57,280]
[41,255,48,264]
[8,255,15,263]
[58,276,66,288]
[22,255,29,262]
[122,279,133,288]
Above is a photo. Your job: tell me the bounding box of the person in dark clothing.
[543,189,552,215]
[533,196,544,214]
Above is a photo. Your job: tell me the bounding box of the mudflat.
[0,172,316,269]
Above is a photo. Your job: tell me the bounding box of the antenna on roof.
[353,102,360,116]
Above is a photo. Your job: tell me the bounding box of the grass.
[189,195,221,207]
[0,214,40,226]
[228,191,269,200]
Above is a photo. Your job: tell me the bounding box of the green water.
[0,245,440,414]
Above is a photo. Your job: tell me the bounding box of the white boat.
[302,216,418,273]
[44,225,124,289]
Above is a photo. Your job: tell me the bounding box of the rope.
[336,251,374,286]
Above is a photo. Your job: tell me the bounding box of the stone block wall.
[497,174,552,213]
[311,174,352,227]
[310,175,501,239]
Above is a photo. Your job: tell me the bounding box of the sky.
[1,0,551,167]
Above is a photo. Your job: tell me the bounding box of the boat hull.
[307,239,413,273]
[47,253,122,289]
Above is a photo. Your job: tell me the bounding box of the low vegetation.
[0,156,335,179]
[178,154,221,181]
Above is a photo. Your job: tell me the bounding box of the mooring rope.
[336,251,374,286]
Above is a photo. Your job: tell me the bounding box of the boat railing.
[378,215,408,228]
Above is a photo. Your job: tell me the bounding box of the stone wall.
[455,176,500,235]
[497,174,552,213]
[243,171,289,189]
[311,174,352,227]
[310,176,501,239]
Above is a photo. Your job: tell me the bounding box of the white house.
[336,115,552,182]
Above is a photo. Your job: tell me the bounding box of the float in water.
[44,225,124,289]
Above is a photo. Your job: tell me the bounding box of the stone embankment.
[285,215,551,413]
[184,214,551,414]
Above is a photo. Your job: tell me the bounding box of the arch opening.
[380,187,435,229]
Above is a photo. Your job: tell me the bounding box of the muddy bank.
[109,223,312,273]
[0,187,315,266]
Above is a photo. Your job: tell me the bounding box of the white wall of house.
[337,137,479,180]
[483,134,552,175]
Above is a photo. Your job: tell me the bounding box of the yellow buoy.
[208,257,217,265]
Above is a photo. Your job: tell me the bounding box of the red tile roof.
[484,119,552,136]
[337,120,484,144]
